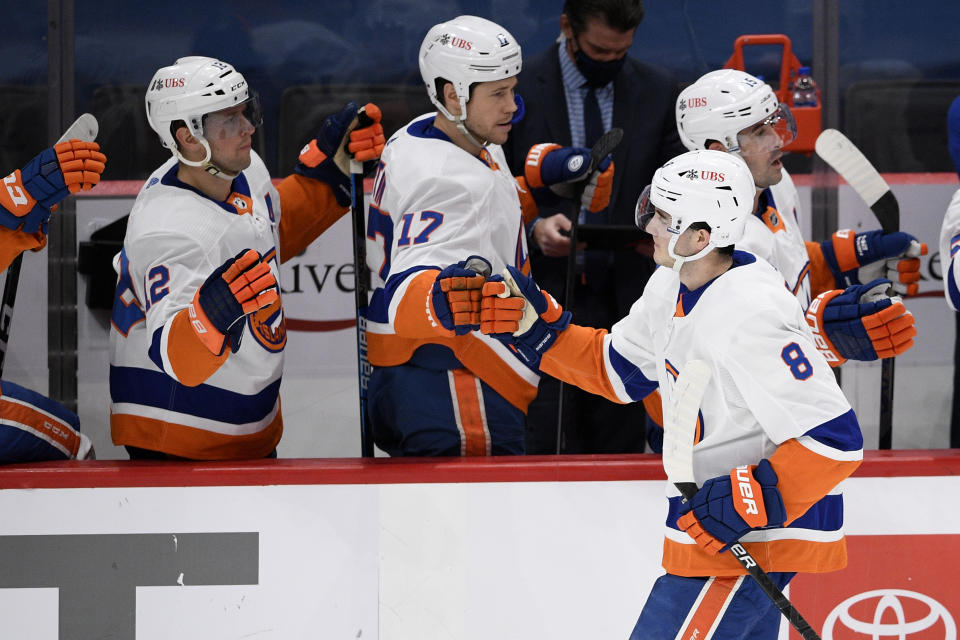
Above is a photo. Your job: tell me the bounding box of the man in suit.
[504,0,686,454]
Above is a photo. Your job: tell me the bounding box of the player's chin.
[490,123,511,143]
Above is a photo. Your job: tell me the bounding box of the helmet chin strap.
[668,234,714,273]
[176,137,238,181]
[436,96,488,149]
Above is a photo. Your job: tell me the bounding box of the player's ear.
[174,124,197,147]
[442,82,462,115]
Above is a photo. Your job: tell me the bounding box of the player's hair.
[563,0,645,34]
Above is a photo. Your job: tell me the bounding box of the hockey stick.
[0,113,98,379]
[814,128,898,449]
[663,360,822,640]
[556,127,623,452]
[350,108,376,457]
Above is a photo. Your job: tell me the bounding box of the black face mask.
[573,43,627,88]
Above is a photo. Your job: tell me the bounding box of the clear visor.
[635,185,677,234]
[635,185,655,230]
[735,103,797,153]
[202,91,263,140]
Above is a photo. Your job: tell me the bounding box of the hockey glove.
[805,278,916,366]
[429,256,492,335]
[189,249,279,355]
[294,101,386,207]
[480,266,571,367]
[677,459,787,556]
[1,140,107,234]
[581,156,614,213]
[821,229,927,295]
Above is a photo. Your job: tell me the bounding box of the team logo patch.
[567,156,584,173]
[497,34,510,47]
[249,295,286,353]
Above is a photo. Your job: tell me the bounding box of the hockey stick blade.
[663,360,822,640]
[815,128,898,233]
[662,359,712,498]
[815,128,898,448]
[589,127,623,173]
[58,113,99,144]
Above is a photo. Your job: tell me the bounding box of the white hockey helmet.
[145,56,261,174]
[636,149,755,271]
[676,69,796,153]
[419,15,522,125]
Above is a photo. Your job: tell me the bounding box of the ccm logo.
[734,466,759,515]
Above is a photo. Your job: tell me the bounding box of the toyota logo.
[823,589,956,639]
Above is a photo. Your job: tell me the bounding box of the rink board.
[1,451,959,640]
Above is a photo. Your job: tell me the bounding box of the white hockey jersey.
[109,152,287,459]
[940,187,960,311]
[541,252,863,577]
[364,114,540,411]
[737,170,813,306]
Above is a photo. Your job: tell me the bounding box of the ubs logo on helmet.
[151,77,185,92]
[437,33,472,50]
[822,589,956,639]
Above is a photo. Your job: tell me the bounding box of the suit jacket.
[504,44,687,323]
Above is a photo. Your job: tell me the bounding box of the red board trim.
[2,450,958,490]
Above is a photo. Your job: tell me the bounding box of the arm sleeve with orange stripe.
[128,231,233,386]
[768,427,863,525]
[805,240,840,298]
[514,176,539,224]
[157,310,230,386]
[541,324,633,403]
[389,269,456,339]
[275,173,349,262]
[0,226,46,273]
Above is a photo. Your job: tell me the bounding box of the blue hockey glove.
[429,256,492,335]
[677,459,787,556]
[1,140,107,233]
[189,249,279,355]
[523,143,613,213]
[524,143,592,188]
[821,229,927,295]
[805,278,916,366]
[480,265,571,367]
[294,101,385,207]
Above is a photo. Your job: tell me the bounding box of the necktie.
[583,87,603,149]
[581,86,609,287]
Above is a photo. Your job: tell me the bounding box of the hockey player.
[480,150,863,639]
[109,56,385,460]
[675,69,922,368]
[364,15,613,456]
[1,140,104,461]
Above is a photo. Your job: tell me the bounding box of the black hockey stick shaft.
[351,109,375,457]
[556,128,624,453]
[877,195,898,450]
[675,483,821,640]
